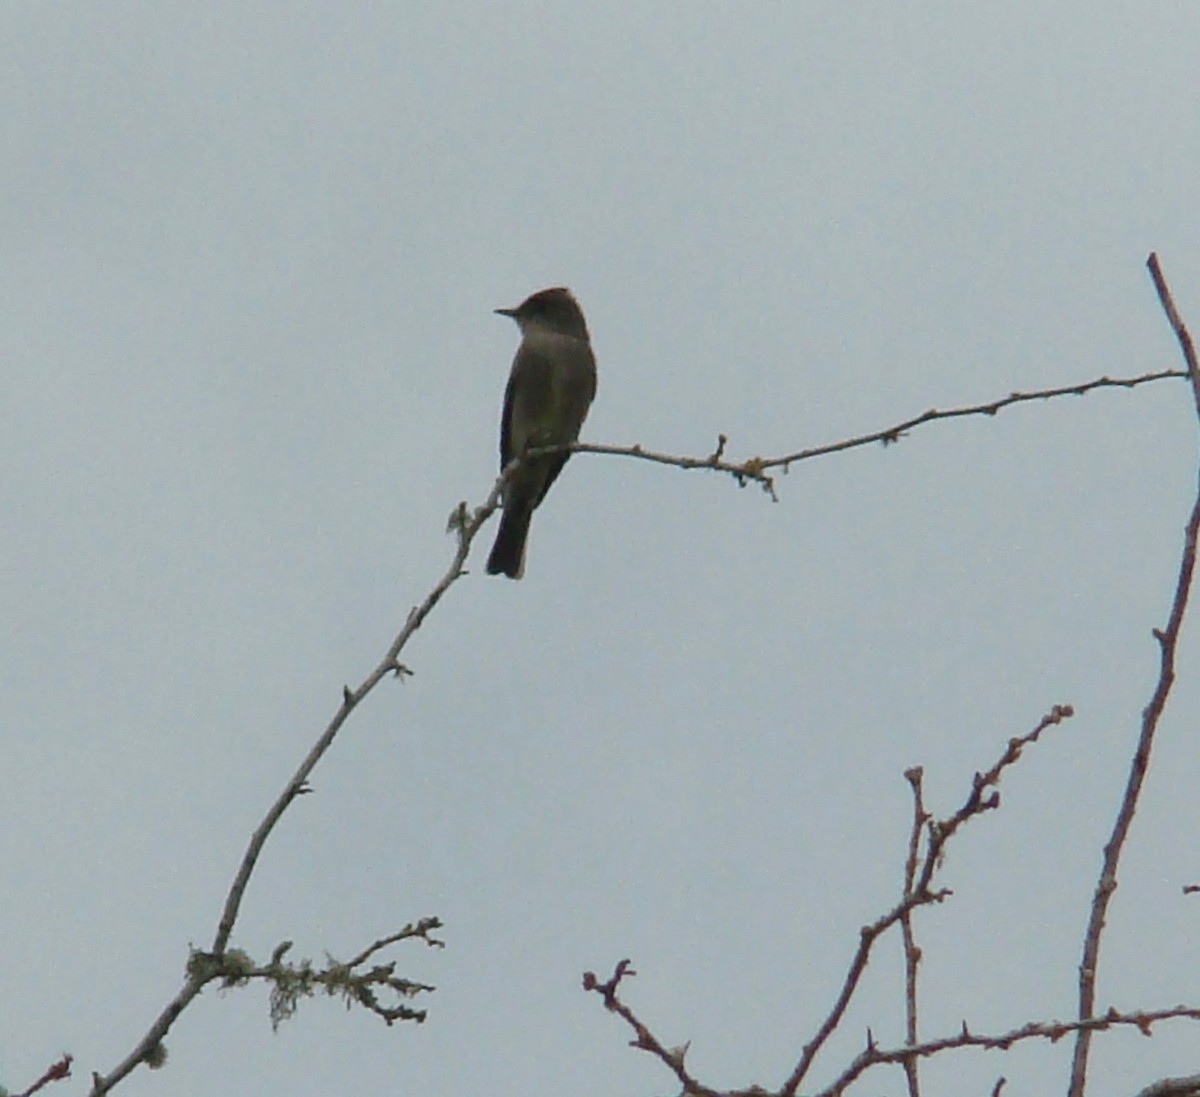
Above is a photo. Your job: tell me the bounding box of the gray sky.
[4,5,1200,1096]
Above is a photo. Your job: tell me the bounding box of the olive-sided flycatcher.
[486,287,597,579]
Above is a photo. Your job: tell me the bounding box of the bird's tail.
[486,502,532,579]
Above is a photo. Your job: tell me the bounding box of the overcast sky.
[4,5,1200,1096]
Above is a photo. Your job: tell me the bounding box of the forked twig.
[584,708,1072,1097]
[781,705,1071,1095]
[583,961,720,1097]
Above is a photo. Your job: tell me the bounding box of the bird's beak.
[494,306,518,318]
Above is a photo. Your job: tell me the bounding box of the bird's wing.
[499,367,518,469]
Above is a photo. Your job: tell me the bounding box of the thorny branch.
[888,704,1071,1097]
[574,368,1185,499]
[780,705,1072,1096]
[85,462,512,1093]
[818,1005,1200,1097]
[900,767,930,1097]
[1067,254,1200,1097]
[586,963,1200,1097]
[584,707,1073,1097]
[582,962,720,1097]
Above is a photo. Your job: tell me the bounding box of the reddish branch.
[14,1055,72,1097]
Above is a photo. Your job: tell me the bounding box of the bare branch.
[1068,257,1200,1096]
[780,888,952,1097]
[1147,253,1200,414]
[570,369,1185,499]
[86,474,508,1092]
[582,961,722,1097]
[574,436,779,498]
[583,707,1072,1097]
[819,1006,1200,1097]
[88,980,205,1094]
[918,705,1073,895]
[584,967,1200,1097]
[780,705,1071,1096]
[900,767,930,1097]
[766,370,1185,471]
[209,490,502,962]
[13,1054,72,1097]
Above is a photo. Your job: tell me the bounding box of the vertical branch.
[1147,254,1200,416]
[900,768,929,1097]
[1067,254,1200,1096]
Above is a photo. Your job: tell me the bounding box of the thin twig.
[1067,257,1200,1097]
[779,889,951,1097]
[766,370,1185,470]
[582,963,1200,1097]
[779,706,1071,1096]
[900,767,929,1097]
[208,506,498,959]
[918,706,1073,895]
[574,434,779,498]
[818,1005,1200,1097]
[14,1054,72,1097]
[582,961,721,1097]
[344,917,446,969]
[572,369,1185,499]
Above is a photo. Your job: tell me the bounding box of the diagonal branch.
[780,705,1071,1097]
[1147,253,1200,414]
[87,482,511,1095]
[14,1054,73,1097]
[1067,254,1200,1096]
[583,961,721,1097]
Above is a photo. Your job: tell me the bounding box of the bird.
[486,287,597,579]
